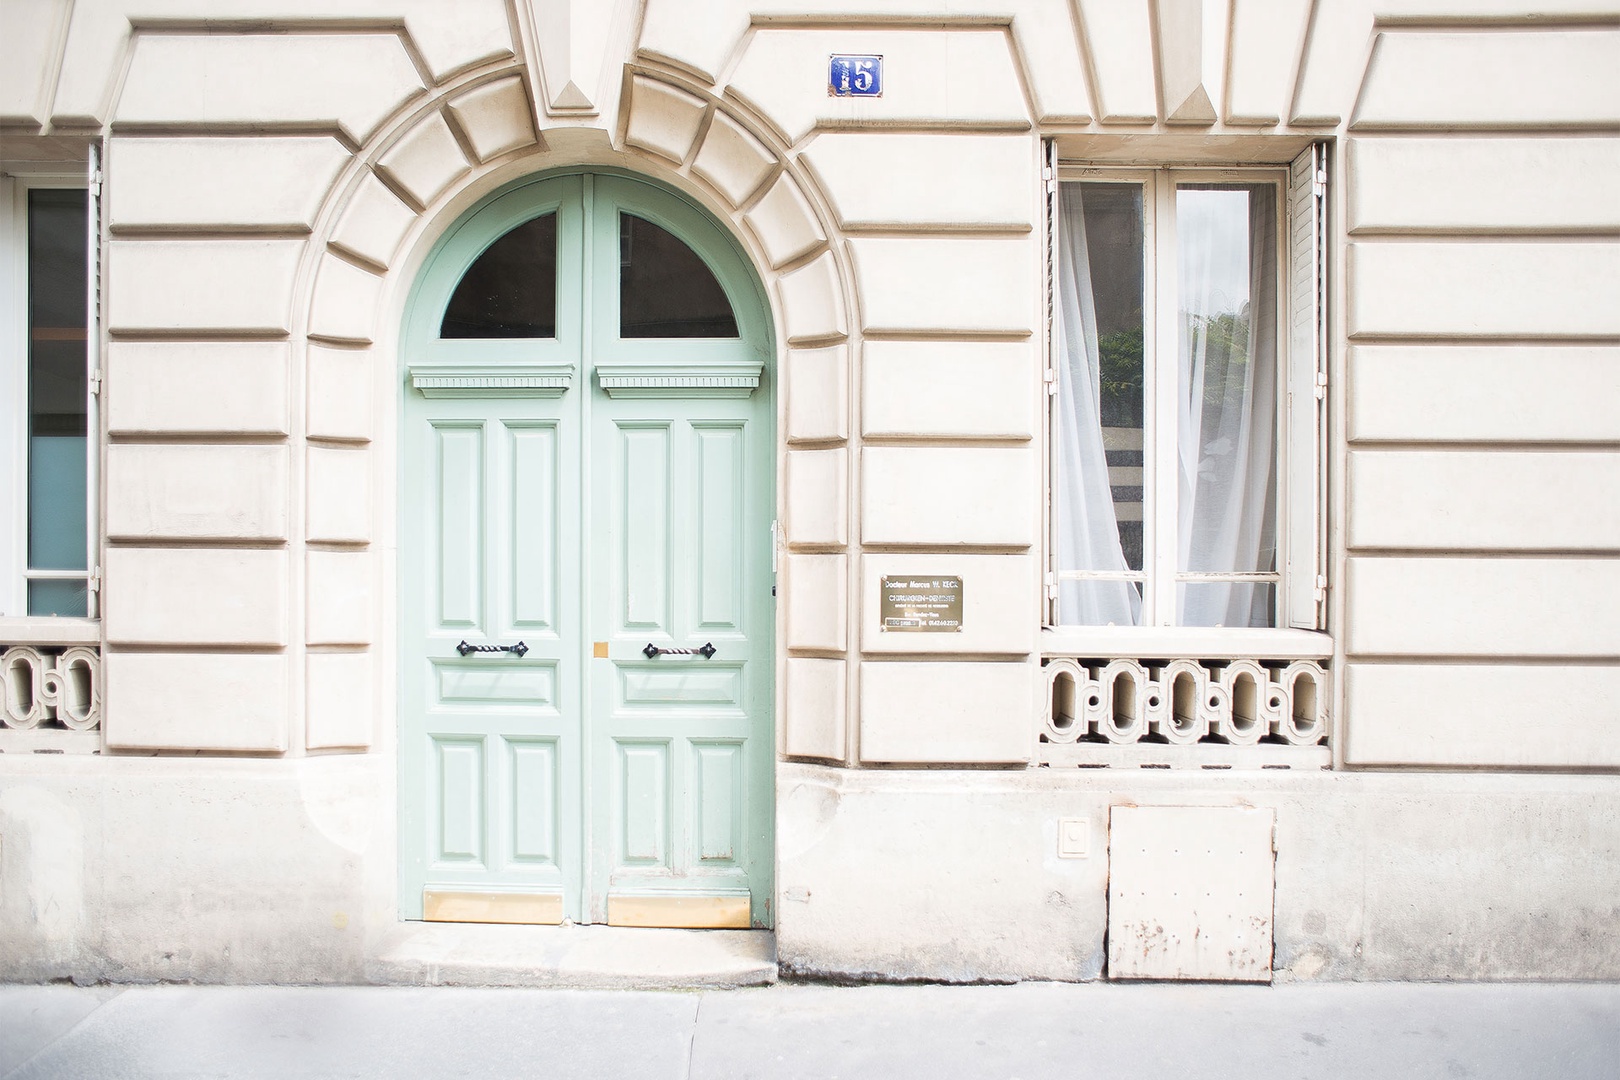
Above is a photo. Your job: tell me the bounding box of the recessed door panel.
[435,659,557,708]
[619,424,671,633]
[436,424,484,629]
[507,738,558,865]
[434,737,485,864]
[693,741,742,864]
[509,423,560,632]
[619,664,744,710]
[617,740,670,867]
[695,424,744,632]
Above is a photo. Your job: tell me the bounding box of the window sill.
[0,616,99,646]
[1040,626,1332,661]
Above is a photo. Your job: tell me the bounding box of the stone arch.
[284,61,856,758]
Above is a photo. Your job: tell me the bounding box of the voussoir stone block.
[307,447,372,544]
[784,657,847,761]
[307,550,374,646]
[104,548,289,647]
[859,660,1034,764]
[104,652,289,752]
[785,345,848,444]
[379,110,471,209]
[106,444,289,542]
[860,554,1035,656]
[691,112,777,208]
[624,76,706,164]
[1353,30,1620,129]
[306,651,375,751]
[309,255,385,343]
[849,237,1036,335]
[785,448,847,549]
[1224,0,1312,125]
[638,0,750,83]
[0,0,58,127]
[107,136,348,231]
[401,1,517,84]
[785,554,848,653]
[107,240,302,334]
[777,252,846,344]
[307,345,373,442]
[862,341,1035,440]
[106,341,290,436]
[447,76,537,163]
[115,33,425,144]
[862,447,1035,547]
[1074,0,1158,122]
[802,133,1035,230]
[744,171,826,269]
[331,172,419,270]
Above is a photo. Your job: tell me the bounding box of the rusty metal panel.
[1107,805,1276,981]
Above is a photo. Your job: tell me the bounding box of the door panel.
[589,393,772,926]
[403,396,582,920]
[401,172,773,928]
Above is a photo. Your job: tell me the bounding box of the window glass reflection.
[441,213,558,338]
[619,213,739,338]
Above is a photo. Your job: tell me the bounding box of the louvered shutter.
[1285,144,1327,630]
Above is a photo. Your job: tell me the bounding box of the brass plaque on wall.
[879,576,963,632]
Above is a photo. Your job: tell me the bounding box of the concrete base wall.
[0,756,394,985]
[4,756,1617,985]
[772,763,1620,984]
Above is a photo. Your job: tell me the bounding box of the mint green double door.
[400,174,775,928]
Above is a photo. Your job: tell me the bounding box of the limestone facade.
[1,0,1617,984]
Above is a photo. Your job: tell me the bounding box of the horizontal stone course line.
[1369,15,1620,29]
[99,643,289,655]
[108,329,293,342]
[1343,653,1620,666]
[1344,439,1620,451]
[108,225,317,239]
[1345,334,1620,346]
[1346,231,1620,242]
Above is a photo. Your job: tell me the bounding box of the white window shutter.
[1285,144,1327,630]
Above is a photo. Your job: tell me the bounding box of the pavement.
[2,981,1617,1079]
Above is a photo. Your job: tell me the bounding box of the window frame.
[0,152,101,623]
[1044,154,1327,654]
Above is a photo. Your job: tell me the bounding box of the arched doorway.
[397,171,775,929]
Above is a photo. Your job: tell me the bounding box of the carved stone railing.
[1,642,102,751]
[1040,656,1329,769]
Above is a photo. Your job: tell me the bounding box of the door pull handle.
[456,640,529,657]
[642,642,717,660]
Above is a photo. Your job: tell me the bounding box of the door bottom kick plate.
[607,892,751,929]
[423,889,563,925]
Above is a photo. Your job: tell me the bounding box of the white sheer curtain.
[1176,186,1278,627]
[1055,184,1140,626]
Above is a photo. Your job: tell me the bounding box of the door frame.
[395,166,778,926]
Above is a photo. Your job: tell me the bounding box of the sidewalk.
[4,981,1616,1079]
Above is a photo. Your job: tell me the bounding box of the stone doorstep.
[367,922,778,990]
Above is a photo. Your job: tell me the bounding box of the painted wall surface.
[0,0,1616,984]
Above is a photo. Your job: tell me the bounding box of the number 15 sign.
[828,54,883,97]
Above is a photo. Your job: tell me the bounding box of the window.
[1050,149,1325,633]
[1,151,97,619]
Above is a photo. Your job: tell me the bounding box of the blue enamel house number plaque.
[828,54,883,97]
